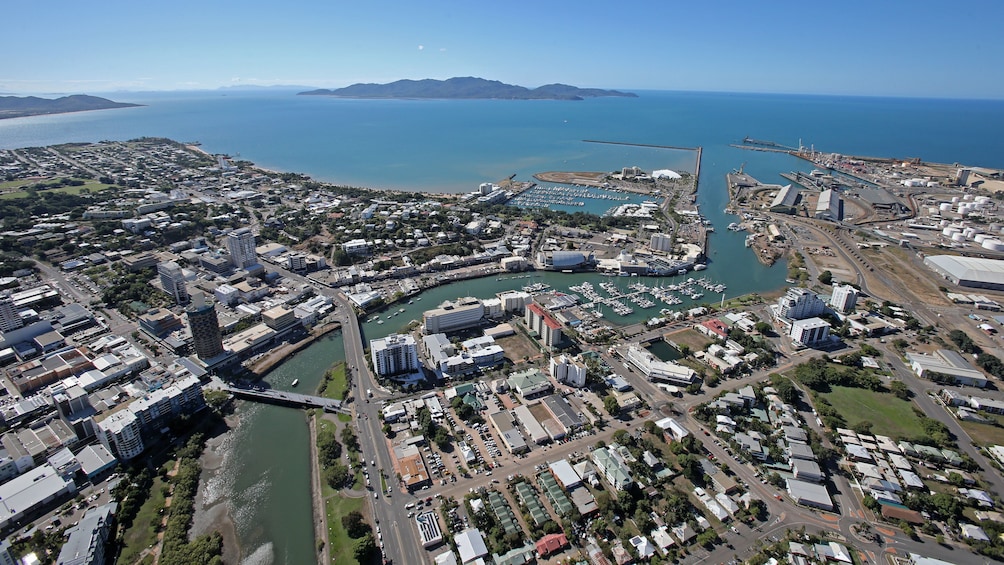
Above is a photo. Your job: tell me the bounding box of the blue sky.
[4,0,1002,98]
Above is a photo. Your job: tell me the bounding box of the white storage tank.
[984,239,1004,252]
[977,196,990,204]
[964,194,974,201]
[940,219,950,227]
[964,228,977,239]
[975,234,992,244]
[990,223,1002,232]
[929,207,940,215]
[943,227,959,236]
[952,233,966,243]
[952,196,961,203]
[939,203,952,212]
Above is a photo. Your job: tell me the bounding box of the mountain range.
[299,77,636,100]
[0,95,140,119]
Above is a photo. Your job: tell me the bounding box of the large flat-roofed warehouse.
[925,255,1004,291]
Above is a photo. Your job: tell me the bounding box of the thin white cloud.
[417,45,424,50]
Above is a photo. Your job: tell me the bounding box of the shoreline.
[191,414,242,565]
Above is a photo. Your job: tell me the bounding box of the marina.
[506,183,639,214]
[569,276,726,318]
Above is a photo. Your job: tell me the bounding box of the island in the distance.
[298,76,637,100]
[0,94,140,119]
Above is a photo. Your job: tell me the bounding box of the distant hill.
[0,95,140,119]
[299,77,637,100]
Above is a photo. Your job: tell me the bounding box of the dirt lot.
[495,332,544,363]
[664,328,713,353]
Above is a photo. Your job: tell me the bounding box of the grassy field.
[117,475,169,565]
[324,495,366,565]
[820,386,926,440]
[0,179,115,199]
[960,413,1004,446]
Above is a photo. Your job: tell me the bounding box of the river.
[194,332,344,565]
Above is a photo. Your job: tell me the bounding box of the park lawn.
[0,180,114,199]
[819,386,925,440]
[325,495,365,565]
[319,362,348,401]
[118,475,169,565]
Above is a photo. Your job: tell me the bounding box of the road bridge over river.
[221,384,347,413]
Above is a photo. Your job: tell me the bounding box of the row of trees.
[158,434,224,565]
[317,423,351,488]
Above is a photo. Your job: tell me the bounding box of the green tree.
[604,395,620,416]
[888,380,911,400]
[354,533,378,561]
[342,511,371,538]
[818,270,833,285]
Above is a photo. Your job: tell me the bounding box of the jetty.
[222,384,348,413]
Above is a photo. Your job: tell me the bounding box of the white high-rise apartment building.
[777,288,826,320]
[830,284,859,313]
[0,294,22,332]
[550,354,587,388]
[371,333,421,377]
[157,261,189,305]
[226,228,257,269]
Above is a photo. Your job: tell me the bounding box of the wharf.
[726,171,762,202]
[780,171,827,191]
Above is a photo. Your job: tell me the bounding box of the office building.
[226,228,257,269]
[371,333,421,377]
[777,287,826,320]
[157,261,189,305]
[830,284,858,313]
[422,297,485,335]
[186,292,224,360]
[623,345,696,385]
[0,293,22,333]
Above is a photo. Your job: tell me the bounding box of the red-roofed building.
[525,303,564,348]
[698,319,730,340]
[536,533,569,557]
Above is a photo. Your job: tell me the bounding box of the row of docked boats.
[569,276,729,317]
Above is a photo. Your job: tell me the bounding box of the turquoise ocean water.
[4,89,1003,564]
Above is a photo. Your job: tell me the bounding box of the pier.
[222,384,348,413]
